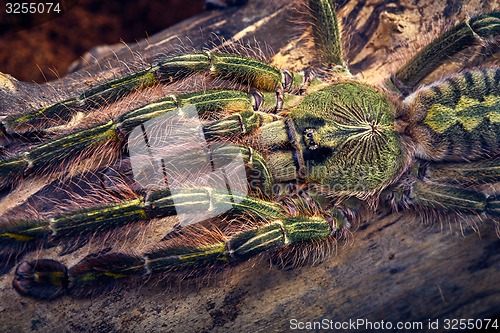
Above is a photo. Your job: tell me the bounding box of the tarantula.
[0,0,498,300]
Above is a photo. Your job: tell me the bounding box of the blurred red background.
[0,0,205,82]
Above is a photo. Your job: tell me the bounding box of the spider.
[0,0,498,302]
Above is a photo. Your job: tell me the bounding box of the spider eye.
[303,128,314,135]
[303,128,319,149]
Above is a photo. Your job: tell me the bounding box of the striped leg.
[418,157,500,221]
[386,158,500,224]
[0,89,279,190]
[2,52,309,135]
[389,11,500,95]
[13,213,334,299]
[308,0,350,75]
[425,158,500,187]
[410,182,493,216]
[0,141,275,255]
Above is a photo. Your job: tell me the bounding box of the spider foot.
[12,259,68,299]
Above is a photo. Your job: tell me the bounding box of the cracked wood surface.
[0,0,499,332]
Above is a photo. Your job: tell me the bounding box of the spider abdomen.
[406,68,500,161]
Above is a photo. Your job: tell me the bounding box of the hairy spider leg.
[2,0,343,137]
[425,158,500,186]
[385,159,500,237]
[387,161,499,215]
[0,89,292,190]
[11,190,342,299]
[0,136,277,250]
[308,0,349,74]
[1,52,310,135]
[388,11,500,95]
[411,180,499,218]
[416,157,500,223]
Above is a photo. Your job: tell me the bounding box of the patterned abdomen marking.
[424,95,499,134]
[406,68,500,161]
